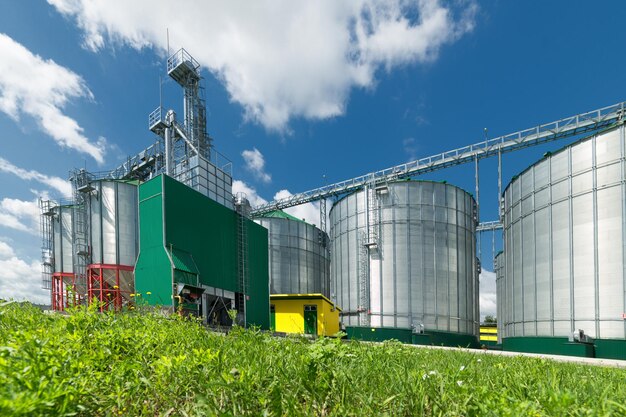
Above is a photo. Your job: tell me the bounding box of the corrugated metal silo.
[50,204,79,311]
[502,124,626,341]
[52,205,74,274]
[255,211,330,297]
[89,180,138,266]
[330,180,479,338]
[87,180,138,308]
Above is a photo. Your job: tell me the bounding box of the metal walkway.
[250,101,625,216]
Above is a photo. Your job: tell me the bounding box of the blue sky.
[0,1,624,314]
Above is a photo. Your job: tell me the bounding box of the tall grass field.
[1,302,625,416]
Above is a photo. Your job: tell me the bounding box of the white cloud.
[0,33,105,163]
[242,148,271,183]
[232,180,268,208]
[273,189,322,228]
[479,269,496,321]
[0,240,15,258]
[232,180,325,228]
[0,198,40,235]
[48,0,477,132]
[0,249,49,305]
[0,157,72,197]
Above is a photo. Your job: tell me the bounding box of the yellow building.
[270,294,342,337]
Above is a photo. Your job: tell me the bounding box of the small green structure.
[134,175,270,329]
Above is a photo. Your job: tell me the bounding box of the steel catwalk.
[255,216,330,297]
[502,124,626,339]
[330,180,479,335]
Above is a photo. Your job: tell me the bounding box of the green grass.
[1,302,626,416]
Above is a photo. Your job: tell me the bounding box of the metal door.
[304,305,317,335]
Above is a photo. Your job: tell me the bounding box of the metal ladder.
[235,194,249,326]
[358,230,370,326]
[71,170,92,301]
[39,199,54,290]
[366,184,380,247]
[359,180,386,326]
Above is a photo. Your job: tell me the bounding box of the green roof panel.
[259,210,307,224]
[170,248,199,275]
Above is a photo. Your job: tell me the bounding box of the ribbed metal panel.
[89,181,138,266]
[255,217,330,297]
[330,180,479,335]
[495,251,504,344]
[502,124,626,339]
[52,205,74,273]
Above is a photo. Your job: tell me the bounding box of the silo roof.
[259,210,308,224]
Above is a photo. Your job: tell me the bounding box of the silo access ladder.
[235,199,249,326]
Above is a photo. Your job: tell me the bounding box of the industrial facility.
[37,45,626,357]
[250,101,626,356]
[40,48,270,328]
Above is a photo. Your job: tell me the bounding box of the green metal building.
[134,174,270,329]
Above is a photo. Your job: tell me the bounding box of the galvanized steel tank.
[255,212,330,297]
[502,124,626,340]
[52,205,74,273]
[89,180,138,266]
[330,180,479,335]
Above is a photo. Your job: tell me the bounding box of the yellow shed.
[270,294,342,337]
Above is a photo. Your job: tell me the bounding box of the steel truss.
[251,101,626,217]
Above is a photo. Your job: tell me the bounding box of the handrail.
[251,101,625,215]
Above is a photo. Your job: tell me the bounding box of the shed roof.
[270,293,342,311]
[170,248,199,275]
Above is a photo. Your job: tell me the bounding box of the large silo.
[51,204,77,311]
[255,211,330,297]
[52,205,74,275]
[87,180,138,309]
[502,124,626,358]
[330,180,479,343]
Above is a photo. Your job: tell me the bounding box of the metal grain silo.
[52,205,74,274]
[50,204,79,311]
[87,180,138,309]
[502,124,626,342]
[255,211,330,297]
[330,180,479,338]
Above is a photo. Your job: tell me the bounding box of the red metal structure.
[87,264,134,311]
[51,272,81,311]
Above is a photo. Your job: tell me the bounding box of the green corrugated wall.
[245,221,270,329]
[135,176,173,306]
[346,327,413,343]
[162,175,239,292]
[134,175,270,329]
